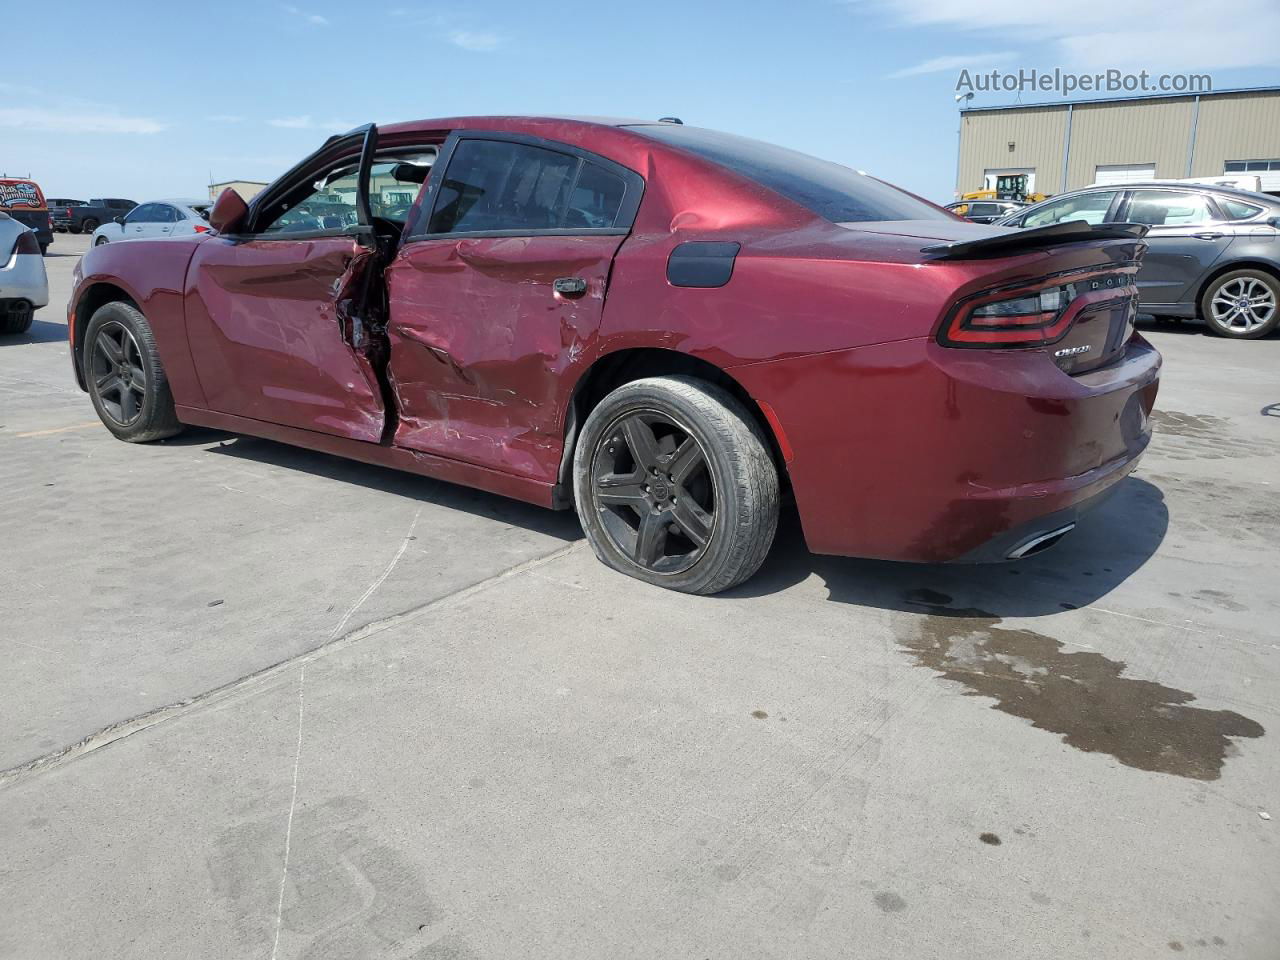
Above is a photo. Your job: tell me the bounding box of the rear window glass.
[0,181,46,209]
[630,124,947,223]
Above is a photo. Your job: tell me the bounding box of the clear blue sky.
[4,0,1277,204]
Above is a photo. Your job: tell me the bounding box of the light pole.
[954,92,974,198]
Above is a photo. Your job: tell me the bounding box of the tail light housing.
[938,267,1136,348]
[13,231,40,255]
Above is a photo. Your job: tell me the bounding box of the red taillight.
[939,267,1137,349]
[192,224,210,233]
[13,231,40,255]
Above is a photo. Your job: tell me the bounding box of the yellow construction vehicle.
[959,173,1049,204]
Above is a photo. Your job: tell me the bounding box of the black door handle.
[553,276,588,297]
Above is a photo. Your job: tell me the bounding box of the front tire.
[573,376,779,595]
[83,301,183,442]
[94,236,109,246]
[1200,269,1279,339]
[81,218,99,234]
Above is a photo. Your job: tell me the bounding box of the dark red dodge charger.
[68,117,1160,594]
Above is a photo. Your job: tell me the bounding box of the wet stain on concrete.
[209,795,438,958]
[901,603,1264,780]
[978,832,1001,846]
[1188,589,1246,613]
[750,710,769,720]
[413,934,481,959]
[873,891,907,913]
[1151,409,1276,461]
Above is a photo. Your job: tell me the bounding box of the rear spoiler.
[921,220,1148,260]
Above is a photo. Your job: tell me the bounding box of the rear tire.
[573,375,779,595]
[83,301,184,442]
[0,301,34,335]
[1200,269,1280,339]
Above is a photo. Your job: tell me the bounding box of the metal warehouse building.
[956,85,1280,199]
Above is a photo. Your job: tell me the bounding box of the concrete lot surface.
[1,233,1277,959]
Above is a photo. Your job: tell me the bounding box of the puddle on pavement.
[901,599,1263,780]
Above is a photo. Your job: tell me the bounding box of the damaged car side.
[67,117,1160,594]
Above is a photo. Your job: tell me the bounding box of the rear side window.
[631,124,947,223]
[1124,190,1213,226]
[1219,198,1264,220]
[566,162,627,229]
[428,139,629,235]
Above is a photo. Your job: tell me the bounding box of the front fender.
[70,238,207,407]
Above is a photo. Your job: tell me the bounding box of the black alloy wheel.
[573,376,779,595]
[590,410,717,575]
[89,320,147,426]
[83,301,183,442]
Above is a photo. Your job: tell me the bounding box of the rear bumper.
[0,252,50,307]
[730,334,1160,563]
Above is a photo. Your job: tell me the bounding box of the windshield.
[630,124,947,223]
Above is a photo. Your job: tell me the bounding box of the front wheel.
[95,236,109,246]
[573,375,779,595]
[81,218,99,233]
[84,301,184,442]
[1201,269,1279,339]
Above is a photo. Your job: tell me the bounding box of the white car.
[0,212,49,335]
[90,199,213,246]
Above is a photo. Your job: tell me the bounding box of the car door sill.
[174,405,556,509]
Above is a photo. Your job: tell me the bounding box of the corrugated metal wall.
[956,90,1280,197]
[957,107,1066,195]
[1192,92,1280,176]
[1065,98,1194,186]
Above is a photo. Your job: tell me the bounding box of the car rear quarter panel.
[71,238,207,407]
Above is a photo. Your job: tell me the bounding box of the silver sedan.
[0,212,49,336]
[91,199,214,246]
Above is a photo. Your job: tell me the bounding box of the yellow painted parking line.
[13,421,101,438]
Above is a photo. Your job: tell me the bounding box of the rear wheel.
[84,301,183,442]
[1201,269,1280,339]
[573,376,779,595]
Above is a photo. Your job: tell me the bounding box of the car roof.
[380,115,648,132]
[1053,182,1279,205]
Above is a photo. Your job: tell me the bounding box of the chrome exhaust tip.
[1006,523,1076,560]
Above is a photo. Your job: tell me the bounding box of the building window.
[1225,160,1280,172]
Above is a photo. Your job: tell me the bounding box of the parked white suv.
[0,212,49,335]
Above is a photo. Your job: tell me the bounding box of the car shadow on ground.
[3,316,71,345]
[189,431,583,543]
[729,476,1169,618]
[192,430,1167,615]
